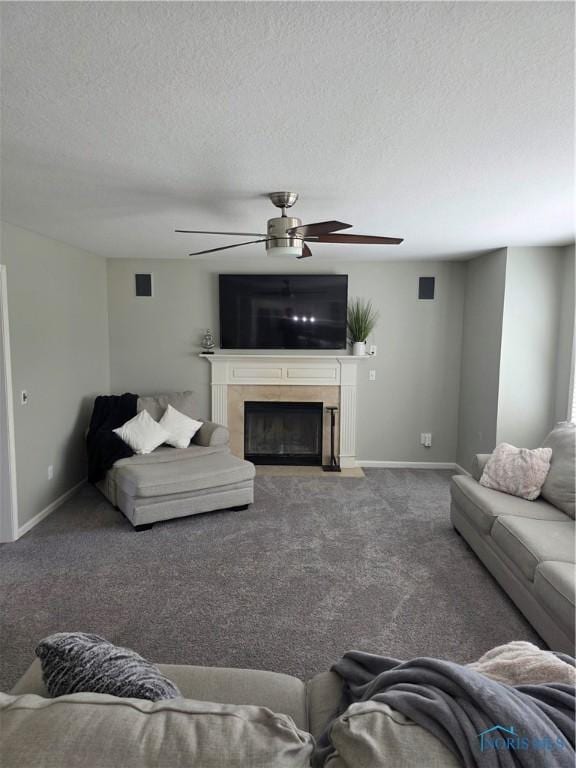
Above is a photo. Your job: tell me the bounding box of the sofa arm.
[471,453,491,481]
[192,420,230,447]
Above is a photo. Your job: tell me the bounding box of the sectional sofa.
[95,391,255,529]
[450,422,575,653]
[4,658,461,767]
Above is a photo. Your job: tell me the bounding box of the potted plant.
[347,298,378,356]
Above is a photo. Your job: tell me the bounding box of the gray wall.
[107,258,465,463]
[1,223,110,527]
[456,249,507,471]
[497,247,565,447]
[554,244,575,422]
[456,244,575,470]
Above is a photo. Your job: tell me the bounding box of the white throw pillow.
[159,405,203,449]
[113,410,170,455]
[479,442,552,500]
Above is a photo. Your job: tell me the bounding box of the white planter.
[352,341,367,356]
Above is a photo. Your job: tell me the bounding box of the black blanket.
[86,393,138,483]
[314,651,575,768]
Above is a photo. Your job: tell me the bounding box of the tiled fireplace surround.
[203,355,361,468]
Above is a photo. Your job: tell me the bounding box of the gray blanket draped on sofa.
[313,651,575,768]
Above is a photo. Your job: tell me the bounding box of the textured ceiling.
[1,1,574,261]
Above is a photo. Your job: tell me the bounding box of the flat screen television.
[219,274,348,350]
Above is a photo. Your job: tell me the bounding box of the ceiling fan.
[175,192,403,259]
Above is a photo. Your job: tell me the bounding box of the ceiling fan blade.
[306,234,404,245]
[176,229,267,236]
[297,243,313,259]
[188,239,270,256]
[287,220,352,237]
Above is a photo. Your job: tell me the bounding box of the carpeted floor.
[0,469,542,690]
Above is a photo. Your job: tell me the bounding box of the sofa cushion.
[491,516,575,581]
[11,660,308,731]
[115,452,255,498]
[451,475,566,535]
[541,422,576,518]
[0,691,313,768]
[534,562,576,636]
[137,391,197,422]
[306,671,342,739]
[324,701,459,768]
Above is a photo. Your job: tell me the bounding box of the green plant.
[347,298,379,342]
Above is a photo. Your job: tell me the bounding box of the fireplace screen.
[244,401,323,465]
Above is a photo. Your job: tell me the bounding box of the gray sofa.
[450,422,575,654]
[96,392,255,530]
[4,658,461,768]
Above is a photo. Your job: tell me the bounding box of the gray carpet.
[0,469,542,691]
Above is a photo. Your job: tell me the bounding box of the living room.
[1,2,575,766]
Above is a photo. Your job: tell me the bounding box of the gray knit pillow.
[36,633,181,701]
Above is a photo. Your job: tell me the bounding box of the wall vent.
[418,276,435,300]
[135,273,153,297]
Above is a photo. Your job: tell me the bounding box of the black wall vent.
[418,276,435,300]
[135,273,153,297]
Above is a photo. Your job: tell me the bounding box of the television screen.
[219,274,348,350]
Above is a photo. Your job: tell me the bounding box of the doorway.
[0,265,18,541]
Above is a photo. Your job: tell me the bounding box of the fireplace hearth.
[244,401,323,465]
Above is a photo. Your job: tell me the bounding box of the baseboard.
[17,479,86,539]
[453,463,471,476]
[358,460,459,470]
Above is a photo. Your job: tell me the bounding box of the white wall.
[0,223,110,528]
[456,249,507,470]
[497,247,565,447]
[107,257,465,463]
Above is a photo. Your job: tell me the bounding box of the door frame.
[0,265,18,542]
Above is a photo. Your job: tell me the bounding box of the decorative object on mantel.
[200,329,215,354]
[322,406,341,473]
[347,298,379,356]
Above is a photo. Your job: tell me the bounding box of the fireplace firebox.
[244,401,323,465]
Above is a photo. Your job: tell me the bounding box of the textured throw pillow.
[36,633,180,701]
[113,409,169,455]
[479,442,552,500]
[159,405,203,449]
[540,422,575,518]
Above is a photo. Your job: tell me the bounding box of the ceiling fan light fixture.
[176,191,403,259]
[266,243,303,258]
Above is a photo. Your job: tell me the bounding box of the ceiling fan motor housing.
[266,216,303,257]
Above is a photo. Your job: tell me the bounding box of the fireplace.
[244,401,323,465]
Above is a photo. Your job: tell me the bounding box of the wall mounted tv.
[219,274,348,350]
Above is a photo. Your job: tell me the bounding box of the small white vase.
[352,341,367,356]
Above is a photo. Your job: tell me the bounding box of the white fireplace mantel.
[202,352,371,468]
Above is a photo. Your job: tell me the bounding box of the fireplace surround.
[203,354,364,468]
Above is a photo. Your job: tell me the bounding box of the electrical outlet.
[21,390,29,405]
[48,465,54,480]
[420,433,432,448]
[369,369,376,381]
[369,344,377,356]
